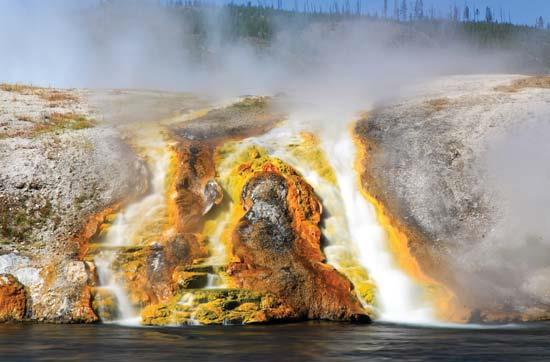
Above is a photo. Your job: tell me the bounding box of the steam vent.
[2,75,550,326]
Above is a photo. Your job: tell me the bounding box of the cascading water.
[203,212,230,289]
[246,116,437,325]
[93,125,172,326]
[91,99,437,326]
[320,130,435,324]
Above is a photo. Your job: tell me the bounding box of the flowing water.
[91,108,467,327]
[93,125,172,326]
[4,106,546,360]
[320,131,435,324]
[1,322,548,361]
[246,119,435,324]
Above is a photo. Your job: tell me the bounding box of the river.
[0,322,548,361]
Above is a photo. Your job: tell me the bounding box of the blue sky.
[214,0,549,26]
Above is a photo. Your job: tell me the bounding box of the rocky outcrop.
[139,98,368,325]
[0,86,149,321]
[135,98,295,324]
[103,234,208,308]
[141,289,294,325]
[228,163,368,322]
[355,75,550,322]
[211,139,369,322]
[169,97,282,233]
[0,274,26,322]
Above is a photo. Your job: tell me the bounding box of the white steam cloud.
[0,0,520,113]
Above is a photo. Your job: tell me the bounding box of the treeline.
[164,1,550,46]
[100,0,550,70]
[165,0,550,30]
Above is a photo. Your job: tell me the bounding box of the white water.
[320,130,436,324]
[92,100,437,326]
[205,213,230,267]
[94,126,171,326]
[205,273,225,289]
[242,116,437,324]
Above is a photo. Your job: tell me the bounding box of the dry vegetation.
[36,112,95,133]
[0,113,95,139]
[425,98,452,113]
[43,90,79,104]
[0,83,79,105]
[0,83,93,139]
[495,76,550,93]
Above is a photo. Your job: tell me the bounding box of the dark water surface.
[0,322,549,361]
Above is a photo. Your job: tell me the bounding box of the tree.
[414,0,423,20]
[400,0,407,21]
[452,5,459,21]
[536,16,545,29]
[463,5,470,22]
[384,0,388,18]
[393,0,399,20]
[485,6,493,23]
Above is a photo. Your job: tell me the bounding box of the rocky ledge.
[356,75,550,322]
[2,75,550,325]
[0,85,204,322]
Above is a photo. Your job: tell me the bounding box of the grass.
[43,90,79,103]
[495,76,550,92]
[0,82,93,139]
[232,97,268,110]
[2,113,96,139]
[425,98,451,112]
[0,83,79,105]
[0,83,37,93]
[35,113,96,134]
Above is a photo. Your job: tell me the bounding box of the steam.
[461,121,550,308]
[0,0,521,111]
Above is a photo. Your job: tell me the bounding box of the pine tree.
[393,0,399,20]
[536,16,545,29]
[400,0,407,21]
[452,5,459,21]
[384,0,388,18]
[485,6,493,23]
[414,0,423,20]
[463,6,470,22]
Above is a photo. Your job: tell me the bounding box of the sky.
[211,0,549,26]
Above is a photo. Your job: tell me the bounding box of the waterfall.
[93,125,172,326]
[91,103,438,326]
[320,130,435,324]
[245,117,436,324]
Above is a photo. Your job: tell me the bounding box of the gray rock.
[357,75,550,314]
[240,172,294,253]
[0,87,148,321]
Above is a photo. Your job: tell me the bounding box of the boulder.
[0,274,26,322]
